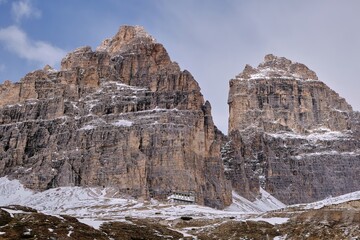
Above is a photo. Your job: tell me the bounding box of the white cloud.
[12,0,41,23]
[0,25,66,67]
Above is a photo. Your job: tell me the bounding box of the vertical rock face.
[227,54,360,204]
[229,54,352,134]
[0,26,231,209]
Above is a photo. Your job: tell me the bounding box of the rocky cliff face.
[226,54,360,204]
[0,26,231,209]
[229,54,352,134]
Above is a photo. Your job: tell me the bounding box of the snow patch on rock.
[267,128,351,142]
[111,119,133,127]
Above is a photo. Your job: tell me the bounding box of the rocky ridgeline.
[225,54,360,203]
[0,26,231,209]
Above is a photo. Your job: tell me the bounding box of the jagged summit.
[59,25,177,91]
[96,25,157,54]
[61,26,159,71]
[236,54,318,81]
[230,54,352,134]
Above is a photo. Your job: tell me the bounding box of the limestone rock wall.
[0,26,231,209]
[229,54,352,134]
[227,54,360,204]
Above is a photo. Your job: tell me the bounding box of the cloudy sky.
[0,0,359,133]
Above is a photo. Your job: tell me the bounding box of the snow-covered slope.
[0,177,285,220]
[297,191,360,210]
[2,175,359,236]
[227,188,286,213]
[3,176,359,220]
[0,177,33,205]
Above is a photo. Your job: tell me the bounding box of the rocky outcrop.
[226,54,360,204]
[0,26,231,209]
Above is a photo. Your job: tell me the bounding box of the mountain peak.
[236,54,318,81]
[96,25,156,54]
[262,53,292,66]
